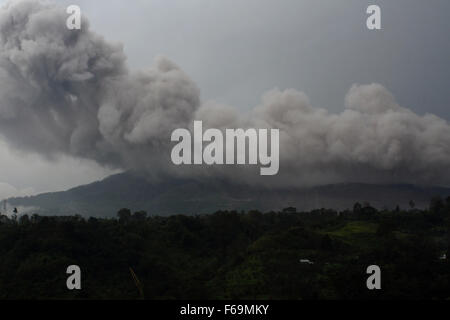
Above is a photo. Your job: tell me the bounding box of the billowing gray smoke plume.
[0,0,199,176]
[1,0,450,188]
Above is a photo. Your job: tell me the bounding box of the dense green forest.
[0,196,449,300]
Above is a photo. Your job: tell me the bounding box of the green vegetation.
[0,197,449,300]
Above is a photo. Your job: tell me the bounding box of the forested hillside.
[0,197,449,299]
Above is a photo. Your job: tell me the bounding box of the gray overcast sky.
[0,0,449,198]
[53,0,450,116]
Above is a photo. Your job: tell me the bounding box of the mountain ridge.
[4,172,450,217]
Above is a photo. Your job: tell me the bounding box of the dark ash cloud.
[0,0,449,188]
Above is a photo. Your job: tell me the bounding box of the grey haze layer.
[8,172,450,217]
[0,0,449,190]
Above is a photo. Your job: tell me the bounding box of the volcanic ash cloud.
[0,0,449,187]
